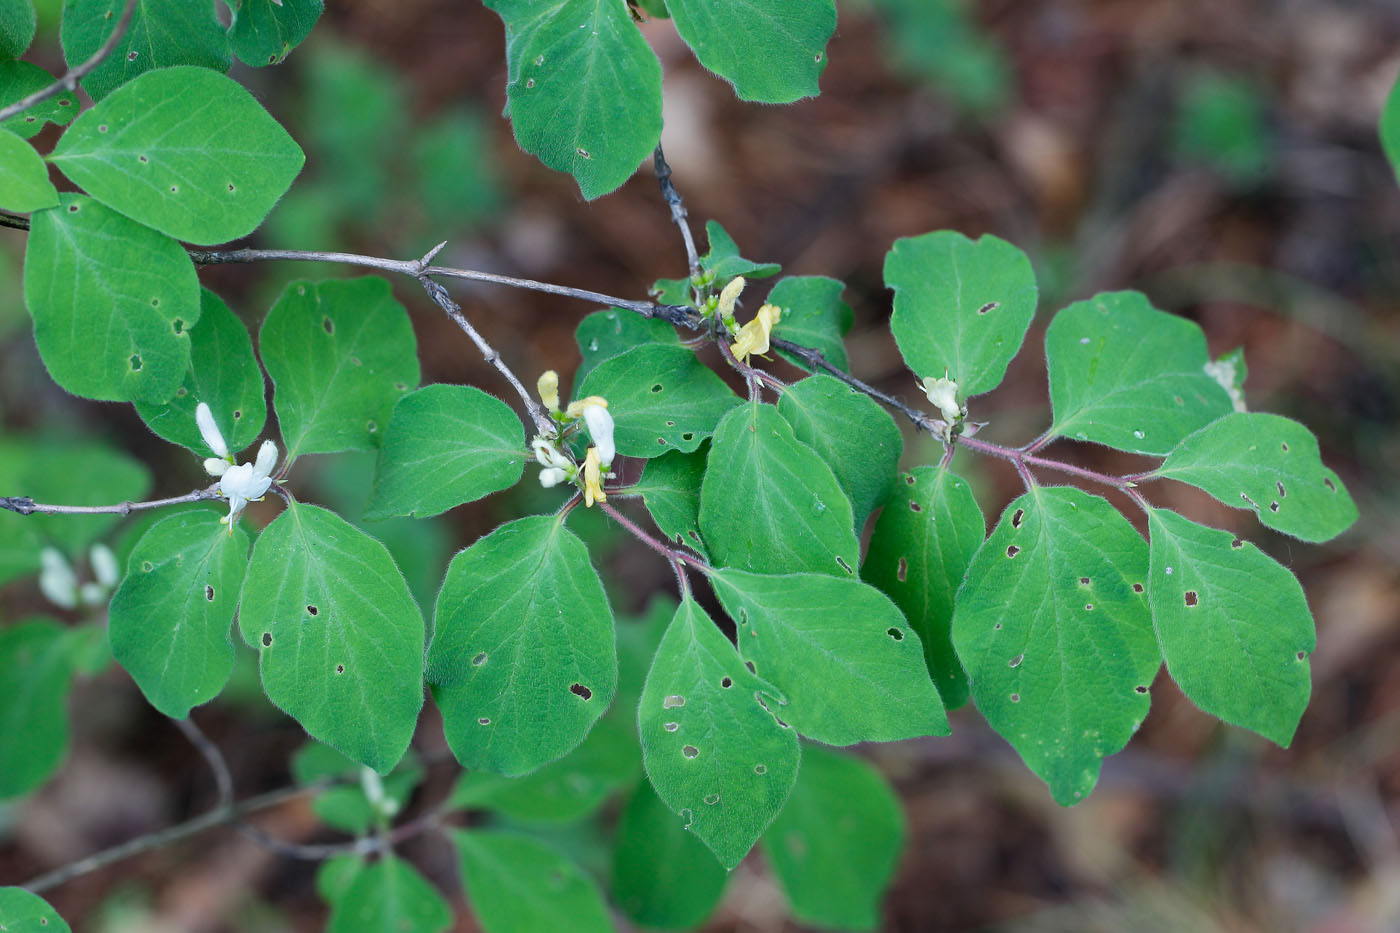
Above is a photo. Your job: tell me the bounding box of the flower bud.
[195,402,230,460]
[537,370,560,411]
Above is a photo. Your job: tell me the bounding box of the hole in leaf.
[897,556,907,582]
[1184,591,1198,607]
[335,664,344,674]
[1241,492,1257,508]
[1165,566,1174,575]
[1010,693,1021,703]
[128,354,143,371]
[1079,577,1090,585]
[1269,501,1280,512]
[478,717,490,725]
[525,78,535,88]
[141,560,154,572]
[1009,653,1024,668]
[171,318,182,334]
[1297,651,1307,660]
[577,148,591,159]
[905,475,915,485]
[350,356,362,367]
[665,420,675,426]
[367,420,377,433]
[1135,685,1149,694]
[1133,583,1145,593]
[703,793,719,805]
[67,204,79,212]
[720,677,733,688]
[993,622,1002,630]
[137,155,148,164]
[755,764,767,775]
[127,50,138,60]
[204,585,214,601]
[909,501,922,512]
[663,695,686,709]
[1281,442,1289,452]
[745,661,756,674]
[663,722,679,732]
[887,627,904,641]
[569,683,593,700]
[1085,603,1094,611]
[233,410,242,420]
[472,652,488,666]
[176,387,187,398]
[1324,478,1336,492]
[306,605,318,616]
[681,432,694,442]
[682,745,699,759]
[1012,508,1024,528]
[227,183,235,192]
[97,123,108,133]
[169,185,178,194]
[322,317,334,334]
[978,302,999,314]
[261,632,272,647]
[1277,481,1286,498]
[835,556,852,574]
[1006,545,1020,558]
[657,438,666,445]
[394,382,407,392]
[1231,538,1244,549]
[650,384,663,393]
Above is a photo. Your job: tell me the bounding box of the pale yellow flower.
[537,370,560,411]
[582,447,607,507]
[730,303,782,364]
[564,395,608,420]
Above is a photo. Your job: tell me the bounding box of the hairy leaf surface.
[613,780,729,929]
[226,0,323,66]
[0,127,56,211]
[666,0,835,103]
[0,0,34,59]
[61,0,230,101]
[454,830,615,933]
[573,307,678,390]
[0,61,78,139]
[769,275,853,371]
[633,446,708,557]
[325,856,451,933]
[0,887,70,932]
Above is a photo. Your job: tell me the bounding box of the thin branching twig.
[0,0,139,124]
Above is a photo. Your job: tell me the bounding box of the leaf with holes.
[24,194,199,403]
[1045,291,1233,455]
[0,619,77,799]
[486,0,661,200]
[239,502,425,773]
[576,344,740,457]
[260,277,419,460]
[60,0,230,101]
[0,61,79,139]
[109,509,248,719]
[711,569,948,746]
[1146,507,1314,746]
[863,467,983,709]
[769,275,854,372]
[0,887,71,932]
[448,717,637,823]
[0,128,56,211]
[135,289,267,455]
[762,745,905,931]
[639,597,800,870]
[427,515,616,776]
[225,0,323,67]
[1154,413,1356,543]
[666,0,835,103]
[777,374,903,529]
[613,779,730,928]
[454,829,615,933]
[366,385,526,521]
[325,855,451,933]
[632,446,708,557]
[573,307,678,390]
[699,402,858,577]
[952,487,1159,805]
[699,220,780,282]
[0,0,34,59]
[50,67,304,244]
[886,231,1038,398]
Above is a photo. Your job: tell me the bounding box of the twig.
[653,145,701,279]
[0,485,220,517]
[597,500,708,595]
[768,336,946,435]
[0,0,137,124]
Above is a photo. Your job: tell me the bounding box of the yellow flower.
[730,303,782,364]
[537,370,560,411]
[564,395,608,420]
[716,275,746,324]
[582,446,607,507]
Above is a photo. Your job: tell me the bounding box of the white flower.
[219,439,278,527]
[196,402,230,461]
[538,466,569,488]
[919,375,963,426]
[39,547,77,609]
[89,543,119,588]
[79,582,106,607]
[532,436,572,471]
[581,404,615,468]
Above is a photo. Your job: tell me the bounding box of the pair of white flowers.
[196,402,278,526]
[39,543,118,610]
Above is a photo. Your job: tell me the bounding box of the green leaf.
[0,0,34,59]
[885,231,1038,397]
[312,758,424,835]
[0,61,79,140]
[291,739,357,784]
[60,0,231,101]
[869,0,1010,115]
[225,0,322,66]
[453,829,615,933]
[1045,291,1234,455]
[448,719,637,823]
[108,509,248,719]
[632,446,708,557]
[698,402,858,577]
[699,220,780,282]
[649,276,691,306]
[762,745,905,931]
[710,569,949,746]
[769,275,853,371]
[50,66,305,245]
[427,515,616,776]
[1385,73,1400,184]
[260,277,419,460]
[639,597,799,869]
[952,487,1159,805]
[1146,508,1313,746]
[777,374,903,529]
[0,619,75,798]
[576,344,739,458]
[1173,72,1270,183]
[24,194,200,403]
[614,597,674,722]
[412,108,504,231]
[572,307,678,390]
[1154,413,1356,543]
[316,855,365,904]
[0,887,71,932]
[239,502,425,773]
[666,0,835,103]
[613,779,729,929]
[366,385,526,520]
[135,288,268,455]
[0,128,56,211]
[863,467,983,709]
[486,0,662,200]
[326,856,451,933]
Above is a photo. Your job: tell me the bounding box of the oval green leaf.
[639,597,800,870]
[886,230,1038,398]
[453,829,616,933]
[666,0,835,103]
[427,515,616,776]
[0,0,35,59]
[613,780,730,930]
[0,887,71,932]
[0,61,79,140]
[60,0,230,101]
[239,502,425,773]
[769,275,854,372]
[326,855,451,933]
[711,569,948,746]
[863,467,983,709]
[0,127,56,211]
[576,343,739,458]
[24,194,199,403]
[0,619,76,799]
[366,384,526,520]
[1045,291,1233,454]
[226,0,323,67]
[952,487,1159,805]
[260,277,419,460]
[108,509,248,719]
[572,307,678,391]
[633,446,708,557]
[50,66,304,245]
[1154,412,1356,543]
[1146,507,1313,746]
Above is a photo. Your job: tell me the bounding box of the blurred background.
[2,0,1399,929]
